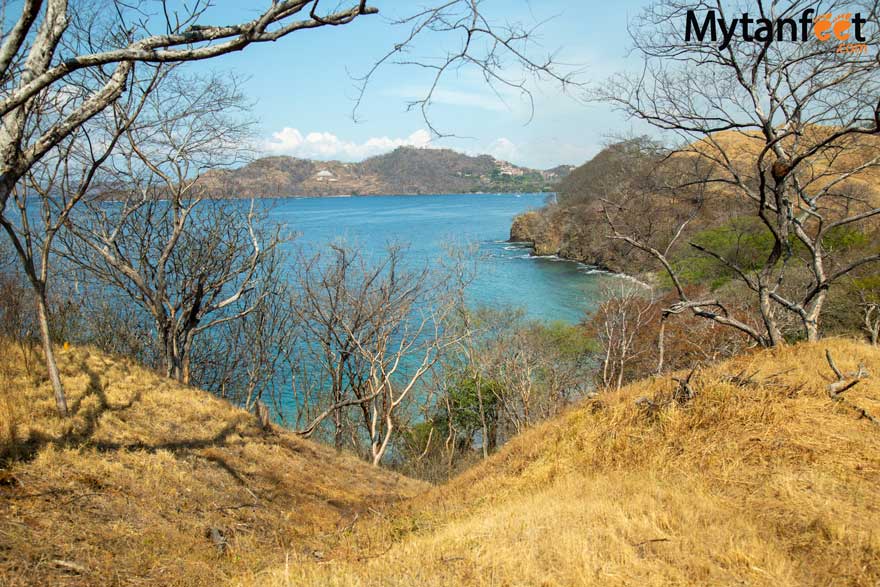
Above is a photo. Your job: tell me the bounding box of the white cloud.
[263,128,432,160]
[420,89,510,113]
[486,137,519,162]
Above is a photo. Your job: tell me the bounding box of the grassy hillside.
[0,343,422,586]
[256,338,880,587]
[4,339,879,586]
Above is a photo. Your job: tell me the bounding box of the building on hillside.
[495,160,525,176]
[315,169,337,182]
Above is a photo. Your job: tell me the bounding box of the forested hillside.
[512,133,880,274]
[197,147,572,197]
[511,132,880,351]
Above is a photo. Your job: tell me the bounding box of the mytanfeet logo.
[685,8,870,54]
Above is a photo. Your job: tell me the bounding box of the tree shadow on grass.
[4,362,253,465]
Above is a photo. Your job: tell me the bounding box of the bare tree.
[0,0,374,415]
[599,0,880,345]
[200,281,298,413]
[286,243,383,447]
[862,300,880,346]
[855,283,880,345]
[594,282,657,390]
[0,71,158,414]
[61,72,284,385]
[349,294,456,466]
[1,0,573,415]
[287,242,462,465]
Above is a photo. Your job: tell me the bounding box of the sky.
[184,1,654,169]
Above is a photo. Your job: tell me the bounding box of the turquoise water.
[268,193,606,324]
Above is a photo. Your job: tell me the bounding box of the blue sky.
[185,1,653,169]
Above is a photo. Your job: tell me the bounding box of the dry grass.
[255,338,880,587]
[691,129,880,202]
[0,342,423,586]
[3,339,879,586]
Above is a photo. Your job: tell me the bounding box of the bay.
[267,193,606,324]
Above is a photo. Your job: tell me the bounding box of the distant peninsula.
[197,146,574,197]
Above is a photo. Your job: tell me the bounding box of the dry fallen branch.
[636,366,701,419]
[825,350,879,427]
[633,537,671,555]
[825,350,870,397]
[205,526,229,555]
[720,368,803,397]
[51,559,88,574]
[672,365,699,405]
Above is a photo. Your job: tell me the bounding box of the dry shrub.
[585,284,752,389]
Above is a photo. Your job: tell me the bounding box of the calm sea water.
[267,193,607,324]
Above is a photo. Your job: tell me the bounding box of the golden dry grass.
[254,338,880,587]
[0,342,423,586]
[690,129,880,203]
[3,339,879,586]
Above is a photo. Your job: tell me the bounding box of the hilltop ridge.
[197,146,573,197]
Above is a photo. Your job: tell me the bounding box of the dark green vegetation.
[197,147,572,197]
[400,314,596,480]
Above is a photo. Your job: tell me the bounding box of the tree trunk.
[759,288,784,347]
[475,376,489,459]
[864,306,879,345]
[160,327,183,382]
[656,318,666,375]
[181,355,191,385]
[804,291,826,343]
[35,290,68,416]
[371,412,393,466]
[333,365,345,449]
[181,330,195,385]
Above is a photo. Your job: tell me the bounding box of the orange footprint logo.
[814,13,832,41]
[814,12,853,41]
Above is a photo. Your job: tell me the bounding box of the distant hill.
[197,147,573,197]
